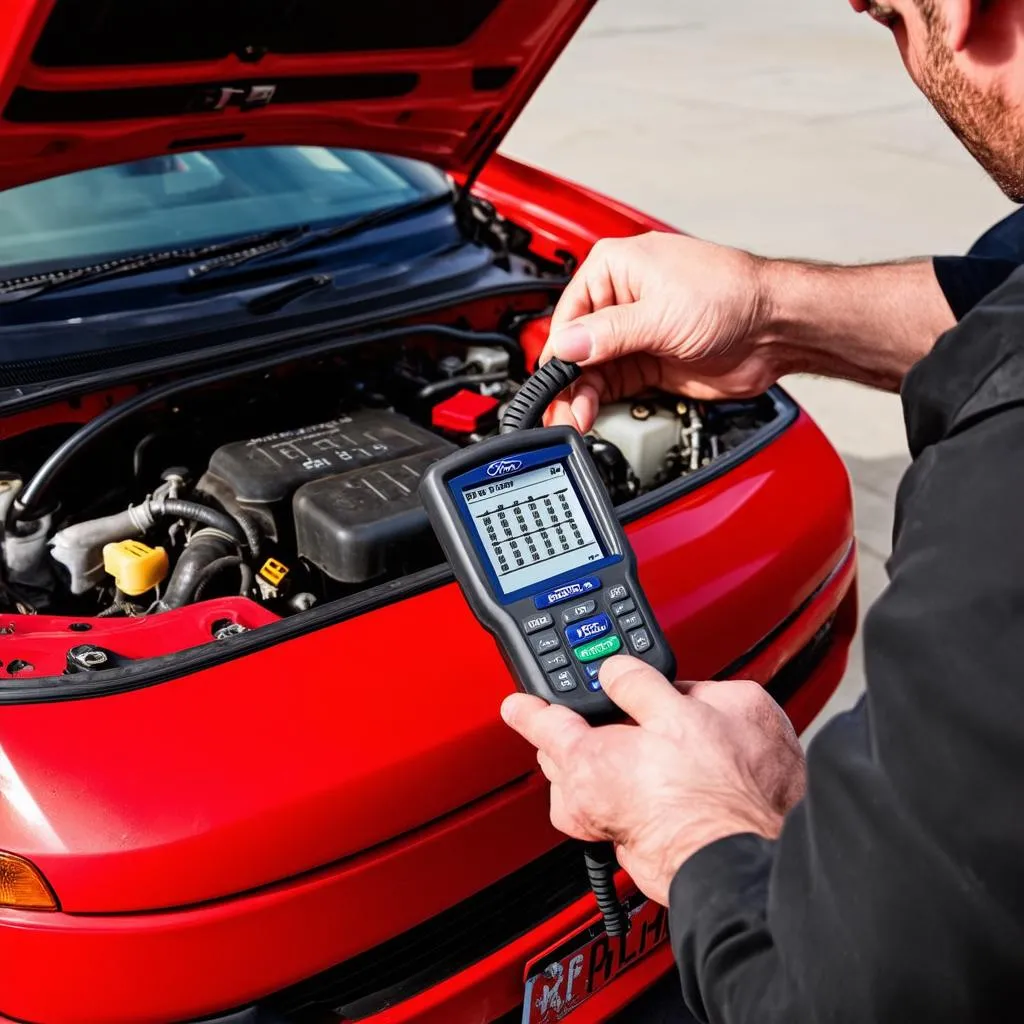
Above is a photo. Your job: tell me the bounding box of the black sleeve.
[965,206,1024,261]
[668,269,1024,1023]
[933,208,1024,319]
[932,255,1019,320]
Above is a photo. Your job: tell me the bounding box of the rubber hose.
[160,532,236,611]
[192,556,251,601]
[11,324,522,522]
[584,841,629,938]
[500,358,582,434]
[229,509,261,560]
[160,499,247,550]
[237,562,254,598]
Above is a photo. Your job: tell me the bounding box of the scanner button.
[562,600,597,624]
[548,668,578,694]
[534,576,602,609]
[618,611,644,633]
[606,585,629,604]
[530,630,561,655]
[565,614,612,647]
[540,650,569,672]
[628,628,653,655]
[583,662,604,691]
[522,612,554,635]
[575,635,623,663]
[611,598,635,617]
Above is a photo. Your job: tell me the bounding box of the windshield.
[0,147,451,275]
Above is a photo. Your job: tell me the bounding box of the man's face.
[852,0,1024,201]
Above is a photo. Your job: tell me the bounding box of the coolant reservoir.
[590,403,679,488]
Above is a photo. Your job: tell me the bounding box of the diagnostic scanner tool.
[420,425,676,720]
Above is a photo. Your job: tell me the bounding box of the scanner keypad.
[517,574,652,698]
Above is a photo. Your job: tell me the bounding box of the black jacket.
[670,264,1024,1021]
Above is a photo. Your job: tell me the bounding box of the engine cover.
[294,447,453,584]
[199,410,456,583]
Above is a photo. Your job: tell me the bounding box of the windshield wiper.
[186,190,455,280]
[0,190,454,303]
[0,228,307,305]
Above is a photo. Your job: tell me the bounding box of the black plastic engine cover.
[200,411,451,543]
[294,445,455,583]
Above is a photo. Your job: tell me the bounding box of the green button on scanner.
[574,635,622,663]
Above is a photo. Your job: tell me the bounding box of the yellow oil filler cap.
[102,540,169,597]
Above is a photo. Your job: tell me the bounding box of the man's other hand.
[539,232,954,429]
[539,233,790,434]
[500,655,806,906]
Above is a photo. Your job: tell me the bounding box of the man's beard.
[917,26,1024,201]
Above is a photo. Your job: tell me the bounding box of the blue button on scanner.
[565,613,612,648]
[534,576,601,610]
[583,662,603,691]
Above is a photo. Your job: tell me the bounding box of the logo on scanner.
[486,458,522,478]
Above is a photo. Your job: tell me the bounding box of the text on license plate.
[522,896,668,1023]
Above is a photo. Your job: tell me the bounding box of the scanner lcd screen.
[461,461,605,596]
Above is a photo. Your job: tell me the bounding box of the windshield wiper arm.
[0,228,308,305]
[287,191,454,253]
[186,191,455,280]
[0,191,455,303]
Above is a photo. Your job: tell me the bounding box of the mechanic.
[500,1,1024,1020]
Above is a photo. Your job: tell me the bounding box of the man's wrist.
[750,258,836,376]
[746,256,951,391]
[749,258,811,374]
[653,805,785,893]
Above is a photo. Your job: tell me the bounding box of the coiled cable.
[499,358,582,433]
[584,841,629,938]
[498,354,630,937]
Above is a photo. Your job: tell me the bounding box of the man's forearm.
[754,259,955,392]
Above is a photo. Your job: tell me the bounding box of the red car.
[0,2,855,1022]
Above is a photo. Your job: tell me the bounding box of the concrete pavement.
[504,0,1013,740]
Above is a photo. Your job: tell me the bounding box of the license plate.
[522,896,668,1023]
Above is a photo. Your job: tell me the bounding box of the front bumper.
[0,548,855,1024]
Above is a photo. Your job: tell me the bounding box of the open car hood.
[0,0,594,190]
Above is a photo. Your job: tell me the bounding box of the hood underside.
[0,0,593,191]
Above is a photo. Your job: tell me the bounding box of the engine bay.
[0,319,781,678]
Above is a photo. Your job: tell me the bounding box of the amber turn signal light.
[0,852,58,910]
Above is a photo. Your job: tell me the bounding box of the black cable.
[11,324,521,523]
[238,562,254,598]
[132,432,159,480]
[497,355,630,938]
[499,358,582,434]
[192,556,253,601]
[227,508,262,561]
[585,842,629,937]
[416,372,507,403]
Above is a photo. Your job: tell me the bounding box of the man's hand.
[540,232,953,433]
[541,233,785,432]
[500,655,806,906]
